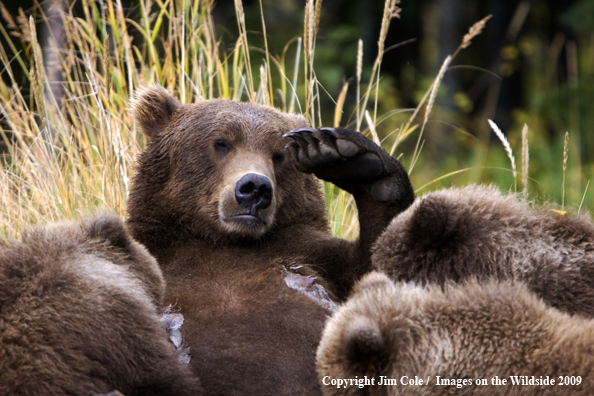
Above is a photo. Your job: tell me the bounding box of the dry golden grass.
[0,0,496,240]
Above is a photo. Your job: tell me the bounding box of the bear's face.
[129,87,321,243]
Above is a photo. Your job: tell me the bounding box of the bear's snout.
[217,163,278,239]
[235,173,273,212]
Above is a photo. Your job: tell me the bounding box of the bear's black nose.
[235,173,273,211]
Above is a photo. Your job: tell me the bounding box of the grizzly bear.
[372,185,594,317]
[0,213,202,396]
[316,271,594,396]
[127,86,415,395]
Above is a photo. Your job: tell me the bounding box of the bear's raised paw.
[284,127,413,206]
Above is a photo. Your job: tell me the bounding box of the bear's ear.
[343,316,387,373]
[83,212,132,252]
[131,86,181,138]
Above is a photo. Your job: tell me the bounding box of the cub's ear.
[83,212,132,252]
[131,85,181,138]
[343,316,387,374]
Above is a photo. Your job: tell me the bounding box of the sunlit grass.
[0,0,588,240]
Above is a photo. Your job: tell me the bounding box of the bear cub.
[0,213,201,396]
[316,271,594,396]
[373,185,594,317]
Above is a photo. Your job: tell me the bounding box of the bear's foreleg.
[285,127,415,288]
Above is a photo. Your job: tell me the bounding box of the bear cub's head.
[128,87,324,245]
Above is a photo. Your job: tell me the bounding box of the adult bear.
[316,271,594,396]
[127,86,415,396]
[0,213,201,396]
[372,185,594,317]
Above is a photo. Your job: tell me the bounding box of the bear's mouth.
[221,214,267,228]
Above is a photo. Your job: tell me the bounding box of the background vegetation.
[0,0,592,239]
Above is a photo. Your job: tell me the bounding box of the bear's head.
[127,87,327,247]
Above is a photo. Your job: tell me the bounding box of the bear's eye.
[213,138,232,155]
[272,151,285,164]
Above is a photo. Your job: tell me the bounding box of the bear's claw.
[284,127,396,197]
[284,128,344,167]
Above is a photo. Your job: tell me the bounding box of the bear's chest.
[156,245,330,395]
[158,243,333,316]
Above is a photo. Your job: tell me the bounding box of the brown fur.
[317,271,594,396]
[372,185,594,317]
[127,87,413,395]
[0,213,201,396]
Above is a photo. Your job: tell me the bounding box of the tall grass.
[0,0,580,240]
[0,0,388,239]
